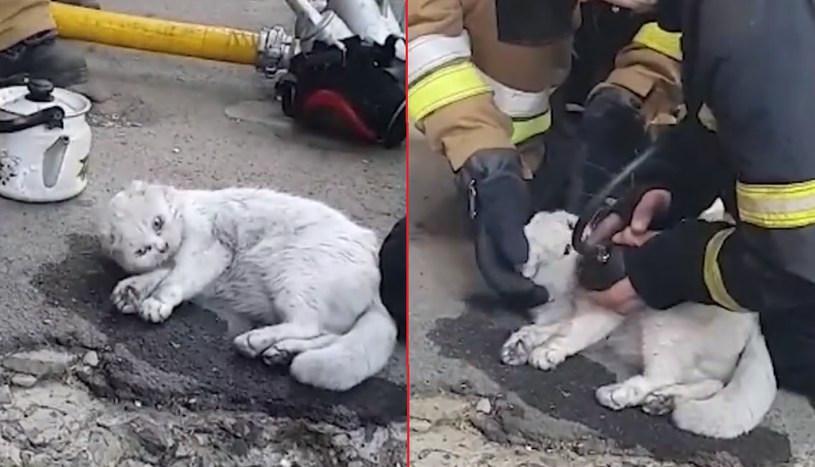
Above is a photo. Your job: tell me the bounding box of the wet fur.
[501,209,776,438]
[97,180,397,392]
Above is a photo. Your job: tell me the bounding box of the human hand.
[584,278,645,315]
[462,149,551,308]
[588,189,671,248]
[474,199,551,308]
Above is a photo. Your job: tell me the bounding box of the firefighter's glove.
[459,149,550,308]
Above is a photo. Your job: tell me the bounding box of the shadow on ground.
[429,304,791,467]
[30,234,407,430]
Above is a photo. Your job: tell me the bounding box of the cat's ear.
[95,216,113,255]
[127,179,148,193]
[157,184,176,200]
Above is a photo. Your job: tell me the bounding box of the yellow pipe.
[50,3,260,65]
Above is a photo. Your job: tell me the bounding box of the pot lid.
[0,79,91,119]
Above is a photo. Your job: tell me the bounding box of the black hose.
[570,141,662,258]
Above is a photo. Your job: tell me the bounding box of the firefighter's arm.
[407,0,513,169]
[622,2,815,313]
[596,22,683,124]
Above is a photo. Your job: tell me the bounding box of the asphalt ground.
[0,0,406,431]
[408,129,815,467]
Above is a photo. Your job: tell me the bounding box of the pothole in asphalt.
[89,93,156,129]
[428,306,791,467]
[29,233,407,430]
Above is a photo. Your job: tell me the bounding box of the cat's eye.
[563,244,572,256]
[152,216,164,233]
[135,246,151,257]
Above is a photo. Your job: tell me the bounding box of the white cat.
[500,209,777,439]
[96,180,397,392]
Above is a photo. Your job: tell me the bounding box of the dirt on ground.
[0,348,406,467]
[409,393,808,467]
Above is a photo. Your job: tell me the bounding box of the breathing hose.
[570,141,662,262]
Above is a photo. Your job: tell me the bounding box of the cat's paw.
[111,278,142,314]
[642,393,675,416]
[233,329,269,358]
[501,331,532,366]
[528,343,567,371]
[596,382,645,411]
[501,324,559,366]
[138,297,174,323]
[261,345,295,366]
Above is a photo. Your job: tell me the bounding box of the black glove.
[458,148,550,308]
[569,84,649,212]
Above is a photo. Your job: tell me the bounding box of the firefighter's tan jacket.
[407,0,683,172]
[0,0,54,51]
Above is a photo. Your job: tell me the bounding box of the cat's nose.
[157,242,169,253]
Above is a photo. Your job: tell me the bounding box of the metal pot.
[0,74,92,203]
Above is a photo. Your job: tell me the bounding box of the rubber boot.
[0,30,108,102]
[0,30,87,87]
[379,216,406,342]
[54,0,101,9]
[457,148,550,309]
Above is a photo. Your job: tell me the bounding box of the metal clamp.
[256,25,298,78]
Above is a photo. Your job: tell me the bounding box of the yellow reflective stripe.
[511,111,552,145]
[407,61,492,122]
[632,22,682,61]
[736,180,815,228]
[703,228,741,311]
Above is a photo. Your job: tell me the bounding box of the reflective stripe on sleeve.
[632,22,682,61]
[737,179,815,228]
[703,227,741,311]
[408,33,472,86]
[480,73,552,144]
[407,61,492,122]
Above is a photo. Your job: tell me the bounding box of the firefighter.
[0,0,103,99]
[407,0,682,308]
[586,0,815,400]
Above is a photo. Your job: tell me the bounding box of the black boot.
[457,148,550,309]
[0,30,88,88]
[379,216,406,342]
[54,0,102,9]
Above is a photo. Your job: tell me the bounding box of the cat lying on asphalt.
[500,209,776,439]
[96,180,397,392]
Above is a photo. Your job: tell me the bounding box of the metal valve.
[256,25,298,78]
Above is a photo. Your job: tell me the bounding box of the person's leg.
[54,0,101,9]
[464,0,577,178]
[760,309,815,406]
[0,0,107,100]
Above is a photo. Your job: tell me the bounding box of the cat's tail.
[672,324,777,439]
[289,298,397,392]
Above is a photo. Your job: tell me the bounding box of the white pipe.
[328,0,406,60]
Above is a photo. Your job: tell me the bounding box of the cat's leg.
[641,380,724,416]
[528,298,624,371]
[232,283,329,358]
[501,322,565,366]
[139,239,232,323]
[260,334,341,365]
[595,358,689,411]
[111,268,171,314]
[234,322,325,358]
